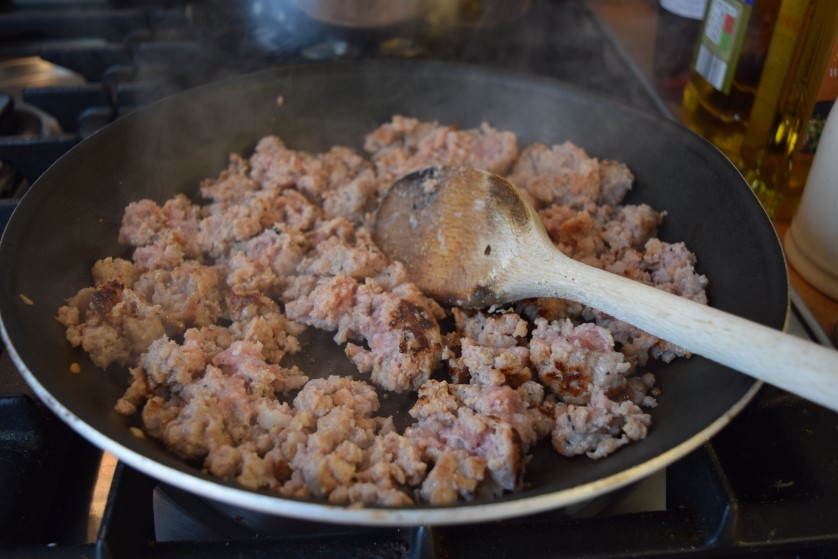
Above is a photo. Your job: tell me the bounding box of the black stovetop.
[1,1,837,557]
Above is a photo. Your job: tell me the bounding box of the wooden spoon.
[372,166,838,413]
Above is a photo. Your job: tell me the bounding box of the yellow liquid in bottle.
[738,0,838,221]
[683,62,758,158]
[682,0,781,159]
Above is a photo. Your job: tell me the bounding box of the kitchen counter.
[590,0,838,344]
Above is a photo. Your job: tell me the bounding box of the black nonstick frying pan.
[0,61,788,525]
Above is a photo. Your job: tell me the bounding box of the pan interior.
[0,62,787,524]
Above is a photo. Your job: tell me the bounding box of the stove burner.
[0,99,62,137]
[0,57,82,138]
[0,56,85,91]
[0,57,85,196]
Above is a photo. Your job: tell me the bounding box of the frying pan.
[0,61,787,526]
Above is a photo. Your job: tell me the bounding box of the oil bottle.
[682,0,782,160]
[736,1,838,221]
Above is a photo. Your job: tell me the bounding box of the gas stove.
[1,1,837,557]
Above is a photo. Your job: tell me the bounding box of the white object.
[785,106,838,300]
[660,0,708,19]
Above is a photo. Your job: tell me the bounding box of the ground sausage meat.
[57,116,710,506]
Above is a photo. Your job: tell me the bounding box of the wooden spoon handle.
[511,247,838,413]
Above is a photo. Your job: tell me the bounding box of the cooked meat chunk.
[199,153,259,205]
[447,339,533,388]
[119,195,203,274]
[296,225,389,279]
[224,225,309,296]
[365,116,519,181]
[322,168,382,226]
[509,142,602,209]
[450,383,545,449]
[91,257,138,288]
[119,194,202,252]
[345,282,445,393]
[539,203,663,267]
[284,274,362,343]
[452,308,528,348]
[198,190,321,259]
[249,138,371,203]
[444,309,532,386]
[598,159,634,206]
[551,389,651,459]
[56,282,167,368]
[282,377,425,505]
[230,312,303,363]
[132,261,224,332]
[407,398,524,496]
[407,379,532,496]
[420,450,486,505]
[529,318,631,405]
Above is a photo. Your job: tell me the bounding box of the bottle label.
[694,0,754,93]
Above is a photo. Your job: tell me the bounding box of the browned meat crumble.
[57,116,708,506]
